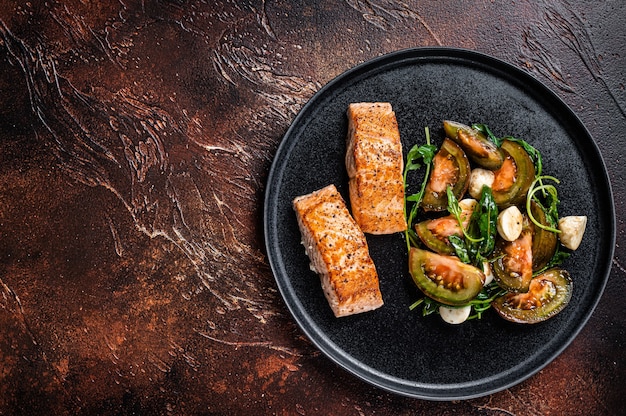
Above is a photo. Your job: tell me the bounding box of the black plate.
[263,48,615,400]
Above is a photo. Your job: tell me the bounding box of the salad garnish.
[403,127,437,252]
[404,122,581,324]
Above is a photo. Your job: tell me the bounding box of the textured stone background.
[1,1,624,414]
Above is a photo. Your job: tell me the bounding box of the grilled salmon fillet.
[293,184,384,317]
[345,102,407,234]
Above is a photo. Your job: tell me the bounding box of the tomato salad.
[404,121,587,324]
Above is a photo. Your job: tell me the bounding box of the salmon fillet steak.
[345,102,407,234]
[293,184,384,317]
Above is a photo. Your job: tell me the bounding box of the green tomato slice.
[415,217,458,255]
[491,140,535,208]
[529,200,558,271]
[415,201,475,255]
[443,120,504,170]
[421,138,470,212]
[409,248,485,306]
[492,215,534,292]
[493,268,572,324]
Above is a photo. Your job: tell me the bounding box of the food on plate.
[404,120,586,324]
[468,168,495,199]
[443,120,504,170]
[492,268,572,324]
[293,184,383,317]
[482,261,495,286]
[529,200,558,270]
[408,247,485,306]
[439,305,472,325]
[497,205,524,242]
[421,138,470,212]
[415,199,477,255]
[492,215,533,292]
[291,112,585,324]
[558,216,588,250]
[345,102,407,234]
[491,140,535,208]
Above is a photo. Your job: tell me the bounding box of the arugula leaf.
[446,185,462,218]
[472,123,543,176]
[403,127,437,252]
[409,280,506,320]
[544,245,571,269]
[445,185,498,266]
[526,175,561,233]
[446,185,482,245]
[538,182,560,228]
[449,235,471,263]
[409,297,440,317]
[533,244,571,276]
[406,228,421,248]
[467,185,499,265]
[466,281,507,320]
[471,123,503,147]
[404,139,436,179]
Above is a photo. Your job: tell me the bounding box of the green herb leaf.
[533,244,571,276]
[421,298,440,316]
[449,235,471,263]
[471,123,543,176]
[526,176,561,233]
[466,281,507,320]
[410,281,506,321]
[471,123,503,147]
[403,127,436,252]
[446,185,462,218]
[405,142,436,174]
[503,136,543,176]
[446,185,482,245]
[406,228,421,248]
[467,185,499,264]
[546,247,571,268]
[409,297,440,317]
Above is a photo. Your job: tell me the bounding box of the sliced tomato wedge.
[443,120,504,170]
[409,248,485,306]
[415,200,475,255]
[492,140,535,208]
[492,215,533,292]
[493,268,572,323]
[421,139,470,212]
[529,200,558,271]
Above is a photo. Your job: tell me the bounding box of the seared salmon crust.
[293,184,384,317]
[346,102,407,234]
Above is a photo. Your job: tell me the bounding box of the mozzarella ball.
[482,261,494,286]
[458,198,478,212]
[558,215,587,250]
[468,168,495,199]
[497,205,523,241]
[440,305,472,324]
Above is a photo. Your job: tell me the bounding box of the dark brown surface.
[0,1,624,414]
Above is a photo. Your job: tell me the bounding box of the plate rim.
[263,46,616,400]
